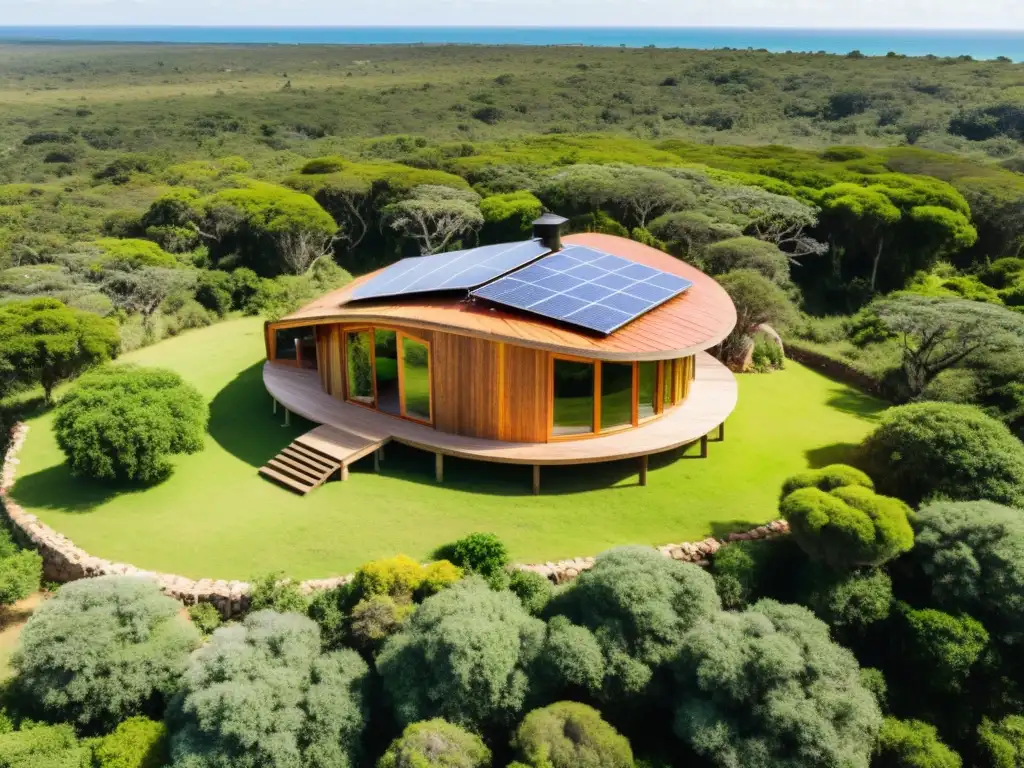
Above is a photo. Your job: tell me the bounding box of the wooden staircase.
[259,424,388,495]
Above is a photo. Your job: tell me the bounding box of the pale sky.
[1,0,1023,29]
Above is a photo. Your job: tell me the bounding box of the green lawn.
[9,317,887,581]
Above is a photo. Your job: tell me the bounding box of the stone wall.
[1,422,790,615]
[786,342,890,398]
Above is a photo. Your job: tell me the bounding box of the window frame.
[342,324,434,427]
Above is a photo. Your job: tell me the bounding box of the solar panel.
[351,239,551,301]
[470,244,693,335]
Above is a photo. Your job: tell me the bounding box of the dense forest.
[1,41,1024,768]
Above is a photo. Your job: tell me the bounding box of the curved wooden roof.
[275,233,737,362]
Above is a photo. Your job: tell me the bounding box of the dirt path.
[0,592,45,679]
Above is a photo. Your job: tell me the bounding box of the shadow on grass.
[826,385,888,423]
[709,518,765,539]
[208,362,313,468]
[805,442,861,469]
[10,463,131,513]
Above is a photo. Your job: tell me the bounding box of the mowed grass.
[10,317,886,581]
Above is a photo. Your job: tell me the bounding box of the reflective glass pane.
[553,359,594,436]
[638,361,657,420]
[375,329,400,415]
[345,331,373,404]
[601,362,633,431]
[401,337,431,422]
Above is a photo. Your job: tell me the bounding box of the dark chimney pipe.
[532,213,568,252]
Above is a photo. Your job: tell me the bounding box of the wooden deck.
[263,351,737,469]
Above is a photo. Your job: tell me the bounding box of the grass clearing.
[9,317,886,581]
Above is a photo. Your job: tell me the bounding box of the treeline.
[3,400,1024,766]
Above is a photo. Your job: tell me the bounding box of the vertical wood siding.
[500,344,550,443]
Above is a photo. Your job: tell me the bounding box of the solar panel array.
[470,244,693,335]
[351,239,550,301]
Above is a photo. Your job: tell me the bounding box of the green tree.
[377,719,491,768]
[377,577,544,730]
[703,236,791,285]
[199,182,339,276]
[0,525,42,611]
[908,501,1024,647]
[815,183,901,292]
[871,294,1024,395]
[0,722,92,768]
[717,269,798,366]
[978,715,1024,768]
[509,570,554,616]
[168,611,370,768]
[513,702,634,768]
[549,546,720,701]
[93,717,168,768]
[779,465,914,570]
[445,532,509,584]
[13,576,200,729]
[382,186,483,255]
[859,403,1024,508]
[480,191,543,242]
[0,298,119,402]
[100,267,197,333]
[534,616,605,700]
[671,600,882,768]
[247,571,308,614]
[874,718,962,768]
[805,567,894,634]
[53,365,208,483]
[897,604,989,693]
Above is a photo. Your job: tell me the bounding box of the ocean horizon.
[0,26,1023,61]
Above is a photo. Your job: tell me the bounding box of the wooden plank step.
[259,466,315,495]
[267,456,323,483]
[283,443,338,471]
[279,447,334,475]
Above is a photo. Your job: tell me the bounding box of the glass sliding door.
[374,329,400,415]
[400,335,432,423]
[345,330,374,405]
[552,359,595,436]
[600,362,633,432]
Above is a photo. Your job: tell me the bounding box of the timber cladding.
[432,331,502,440]
[499,343,550,443]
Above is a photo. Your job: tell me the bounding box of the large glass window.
[374,329,400,415]
[637,361,658,420]
[345,330,374,405]
[600,362,633,431]
[552,359,595,436]
[401,336,432,423]
[273,326,316,368]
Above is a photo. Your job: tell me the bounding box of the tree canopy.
[382,186,483,255]
[512,702,634,768]
[54,365,208,483]
[13,576,200,729]
[717,269,798,366]
[671,600,882,768]
[0,297,119,402]
[859,402,1024,508]
[377,720,491,768]
[169,610,370,768]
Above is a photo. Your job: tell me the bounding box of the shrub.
[806,567,893,632]
[779,465,914,570]
[671,600,881,768]
[780,463,874,497]
[909,501,1024,646]
[445,533,510,582]
[377,719,491,768]
[708,536,806,609]
[13,576,200,729]
[91,238,179,270]
[861,668,889,711]
[704,236,790,285]
[897,604,988,693]
[349,595,412,653]
[874,718,962,768]
[513,702,633,768]
[0,722,92,768]
[193,271,232,316]
[92,717,168,768]
[859,402,1024,508]
[248,571,308,614]
[978,715,1024,768]
[301,156,347,174]
[377,577,545,730]
[534,615,605,699]
[186,603,222,635]
[549,546,720,700]
[508,570,554,616]
[418,560,463,598]
[54,365,207,483]
[0,525,42,608]
[169,611,370,768]
[353,555,428,601]
[717,269,798,366]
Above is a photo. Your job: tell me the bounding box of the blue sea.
[0,27,1022,61]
